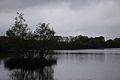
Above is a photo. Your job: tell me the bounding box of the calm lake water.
[0,48,120,80]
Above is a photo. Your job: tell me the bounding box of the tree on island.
[3,12,56,59]
[34,23,56,58]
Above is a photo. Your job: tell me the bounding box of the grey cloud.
[0,0,120,40]
[1,0,119,12]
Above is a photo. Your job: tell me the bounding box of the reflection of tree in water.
[4,51,57,80]
[10,66,54,80]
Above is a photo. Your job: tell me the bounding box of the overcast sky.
[0,0,120,40]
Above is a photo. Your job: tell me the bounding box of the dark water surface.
[0,49,120,80]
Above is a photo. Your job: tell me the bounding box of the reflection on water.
[5,58,56,80]
[0,49,120,80]
[9,66,54,80]
[0,50,57,80]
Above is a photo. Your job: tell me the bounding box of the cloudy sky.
[0,0,120,40]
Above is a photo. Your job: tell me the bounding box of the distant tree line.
[53,35,120,50]
[0,13,120,51]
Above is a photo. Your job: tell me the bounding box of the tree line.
[0,13,120,51]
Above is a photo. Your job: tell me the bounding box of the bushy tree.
[33,23,55,51]
[34,23,55,40]
[6,12,28,39]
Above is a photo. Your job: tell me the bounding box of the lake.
[0,48,120,80]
